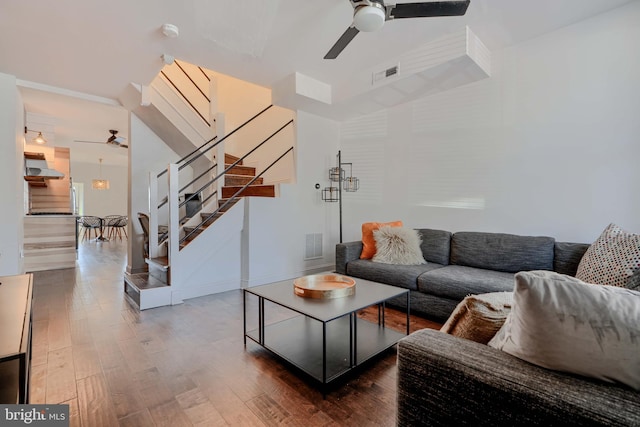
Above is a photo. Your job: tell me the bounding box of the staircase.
[181,154,275,245]
[124,144,290,310]
[121,58,295,311]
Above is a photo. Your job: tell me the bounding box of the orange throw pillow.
[360,221,403,259]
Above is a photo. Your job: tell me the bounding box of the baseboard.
[178,279,241,301]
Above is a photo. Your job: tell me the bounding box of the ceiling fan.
[75,130,128,148]
[324,0,470,59]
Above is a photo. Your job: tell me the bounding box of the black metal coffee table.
[243,276,409,386]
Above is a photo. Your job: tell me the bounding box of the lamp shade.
[32,132,47,145]
[92,179,110,190]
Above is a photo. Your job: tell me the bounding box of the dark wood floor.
[30,240,441,426]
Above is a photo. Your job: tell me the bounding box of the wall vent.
[372,65,399,84]
[304,233,323,260]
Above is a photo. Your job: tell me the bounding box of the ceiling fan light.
[353,5,386,32]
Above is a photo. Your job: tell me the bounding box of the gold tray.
[293,274,356,299]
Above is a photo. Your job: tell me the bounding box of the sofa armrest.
[335,241,363,274]
[554,241,590,276]
[397,329,640,427]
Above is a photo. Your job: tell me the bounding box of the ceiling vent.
[372,65,399,85]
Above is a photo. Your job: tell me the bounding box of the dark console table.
[0,274,33,403]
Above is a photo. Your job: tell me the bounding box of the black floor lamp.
[321,150,360,243]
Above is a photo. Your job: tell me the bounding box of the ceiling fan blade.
[388,1,470,20]
[324,26,360,59]
[74,140,104,144]
[119,144,129,149]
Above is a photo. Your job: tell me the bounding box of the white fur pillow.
[488,270,640,390]
[372,226,426,265]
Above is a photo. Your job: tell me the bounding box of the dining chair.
[109,216,128,241]
[103,215,121,240]
[79,216,102,241]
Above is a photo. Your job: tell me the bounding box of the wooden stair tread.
[225,164,255,176]
[199,212,223,219]
[225,174,263,186]
[124,273,169,290]
[221,184,276,198]
[183,225,207,235]
[199,212,223,225]
[147,256,169,270]
[217,198,239,211]
[224,153,242,165]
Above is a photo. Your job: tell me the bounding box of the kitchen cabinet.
[23,216,76,272]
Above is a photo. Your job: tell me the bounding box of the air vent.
[372,65,399,84]
[304,233,323,260]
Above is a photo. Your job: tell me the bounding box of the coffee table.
[243,276,409,386]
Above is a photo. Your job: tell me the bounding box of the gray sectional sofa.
[397,329,640,426]
[336,229,589,321]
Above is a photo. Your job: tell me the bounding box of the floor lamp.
[322,150,360,243]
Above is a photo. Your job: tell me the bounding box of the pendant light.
[92,158,110,190]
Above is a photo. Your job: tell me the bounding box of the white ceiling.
[1,0,635,165]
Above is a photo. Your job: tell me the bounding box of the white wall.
[0,72,25,275]
[127,113,194,273]
[339,2,640,244]
[212,71,295,184]
[242,111,340,285]
[71,161,128,217]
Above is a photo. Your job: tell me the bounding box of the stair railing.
[149,104,288,258]
[181,138,294,244]
[160,59,212,127]
[156,104,276,220]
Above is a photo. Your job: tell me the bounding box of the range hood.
[24,154,65,179]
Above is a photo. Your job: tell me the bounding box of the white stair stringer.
[120,82,216,177]
[170,198,245,302]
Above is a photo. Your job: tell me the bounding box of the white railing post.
[148,171,160,258]
[216,112,226,199]
[167,163,180,270]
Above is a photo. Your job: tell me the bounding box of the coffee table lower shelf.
[246,314,406,384]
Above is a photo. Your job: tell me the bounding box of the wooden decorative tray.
[293,274,356,299]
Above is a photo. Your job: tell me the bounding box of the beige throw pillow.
[488,270,640,390]
[441,292,513,344]
[372,226,426,265]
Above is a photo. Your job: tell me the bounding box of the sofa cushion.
[386,291,460,322]
[489,270,640,391]
[416,229,452,265]
[418,265,515,300]
[554,241,590,276]
[450,232,555,273]
[346,259,444,291]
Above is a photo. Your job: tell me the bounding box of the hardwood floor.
[30,240,441,426]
